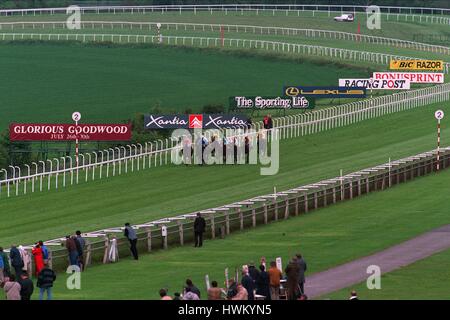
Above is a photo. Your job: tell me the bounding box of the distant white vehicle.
[334,13,354,22]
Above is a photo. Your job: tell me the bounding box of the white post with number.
[72,112,81,168]
[435,110,444,171]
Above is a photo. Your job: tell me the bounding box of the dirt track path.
[305,225,450,299]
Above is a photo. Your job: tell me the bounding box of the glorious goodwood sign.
[9,123,132,141]
[144,114,249,129]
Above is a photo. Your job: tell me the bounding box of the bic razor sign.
[339,78,410,90]
[389,60,444,71]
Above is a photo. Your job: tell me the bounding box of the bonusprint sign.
[389,60,444,71]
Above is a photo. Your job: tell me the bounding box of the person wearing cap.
[124,223,139,260]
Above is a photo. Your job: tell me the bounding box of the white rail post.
[46,160,52,190]
[86,153,91,182]
[53,158,59,189]
[115,147,121,175]
[24,164,30,195]
[109,148,115,176]
[0,169,8,197]
[32,162,38,192]
[65,156,72,186]
[39,161,45,191]
[137,143,143,170]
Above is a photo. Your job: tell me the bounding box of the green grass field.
[1,102,449,247]
[26,167,450,300]
[322,247,450,300]
[0,41,371,131]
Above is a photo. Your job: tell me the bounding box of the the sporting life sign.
[230,96,312,109]
[389,60,444,71]
[144,114,249,129]
[9,123,132,141]
[339,78,410,90]
[372,72,444,84]
[284,86,366,98]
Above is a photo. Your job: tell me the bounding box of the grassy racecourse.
[0,42,369,131]
[0,8,449,300]
[37,168,450,300]
[0,102,449,246]
[322,248,450,300]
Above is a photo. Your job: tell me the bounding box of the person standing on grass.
[207,281,223,300]
[39,241,49,265]
[349,290,359,300]
[159,288,173,300]
[37,263,56,300]
[193,213,206,248]
[285,257,300,300]
[9,245,24,277]
[32,243,44,277]
[296,253,307,295]
[18,272,34,301]
[0,247,10,279]
[0,252,4,285]
[241,267,255,300]
[3,274,21,300]
[65,236,78,267]
[124,223,139,260]
[75,231,86,270]
[267,261,282,300]
[256,264,271,300]
[183,286,200,300]
[185,279,201,299]
[248,261,260,286]
[231,284,248,300]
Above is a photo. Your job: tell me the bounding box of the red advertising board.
[9,123,132,141]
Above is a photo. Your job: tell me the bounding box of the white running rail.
[0,21,448,55]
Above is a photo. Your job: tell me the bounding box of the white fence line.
[2,82,450,198]
[1,21,448,55]
[0,4,449,25]
[1,33,449,72]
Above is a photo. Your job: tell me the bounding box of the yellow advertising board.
[389,60,444,71]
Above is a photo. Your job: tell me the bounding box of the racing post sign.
[435,110,445,171]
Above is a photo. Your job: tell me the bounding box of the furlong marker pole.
[435,110,444,171]
[437,118,441,171]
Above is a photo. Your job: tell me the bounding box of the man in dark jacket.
[248,262,260,286]
[75,231,86,270]
[256,265,271,300]
[37,263,56,300]
[193,213,206,247]
[241,269,255,300]
[65,236,78,266]
[296,253,307,295]
[285,257,300,300]
[124,223,138,260]
[9,245,24,277]
[18,272,34,300]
